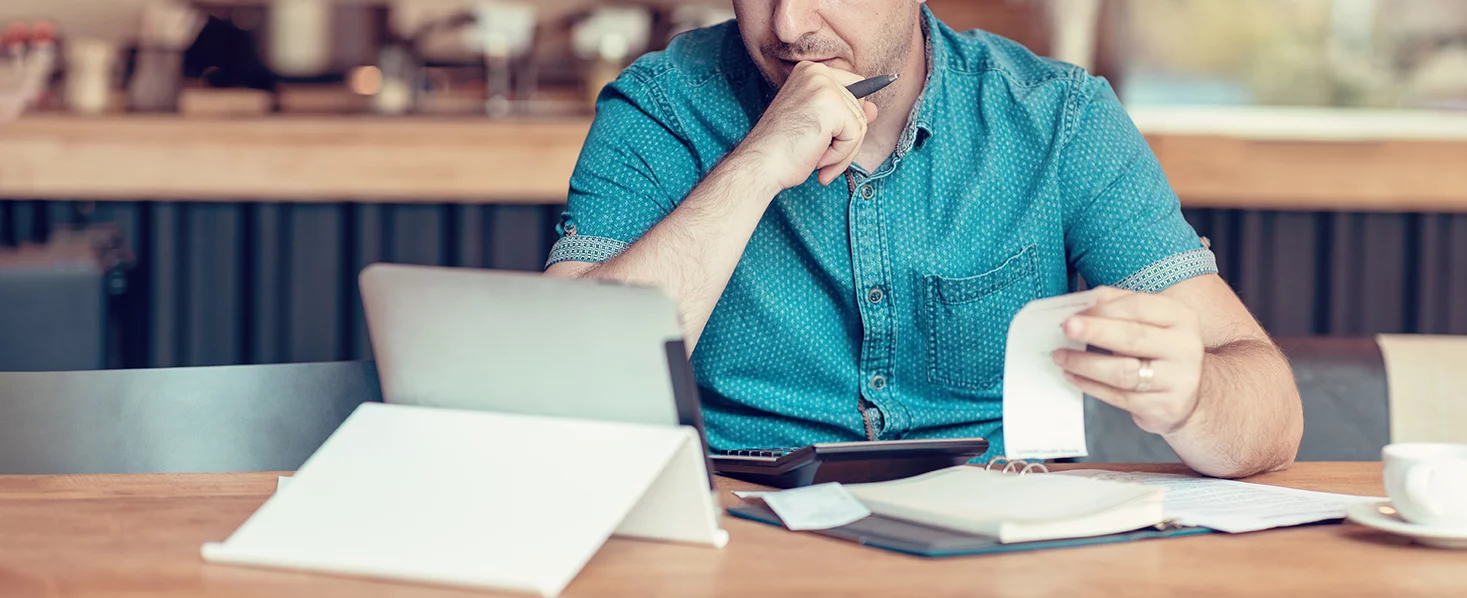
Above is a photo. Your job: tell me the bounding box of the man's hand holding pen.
[732,62,898,192]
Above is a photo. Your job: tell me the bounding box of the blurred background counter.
[0,115,590,203]
[4,108,1467,211]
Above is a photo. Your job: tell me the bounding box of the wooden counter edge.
[2,116,1465,212]
[0,116,593,204]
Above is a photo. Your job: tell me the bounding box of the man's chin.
[755,65,789,91]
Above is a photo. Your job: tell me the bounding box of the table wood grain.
[0,463,1462,598]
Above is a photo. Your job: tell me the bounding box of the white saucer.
[1345,501,1467,549]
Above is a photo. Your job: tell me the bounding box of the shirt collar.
[897,5,945,158]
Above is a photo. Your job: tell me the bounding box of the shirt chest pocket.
[922,245,1041,392]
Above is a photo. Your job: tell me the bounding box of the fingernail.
[1051,350,1065,365]
[1063,317,1083,337]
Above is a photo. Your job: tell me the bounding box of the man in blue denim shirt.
[546,1,1303,478]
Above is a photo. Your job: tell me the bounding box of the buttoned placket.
[845,157,903,440]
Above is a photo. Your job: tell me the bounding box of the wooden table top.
[1,462,1462,598]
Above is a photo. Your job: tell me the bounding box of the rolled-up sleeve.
[1059,76,1218,293]
[547,68,696,267]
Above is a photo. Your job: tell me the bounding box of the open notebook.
[840,465,1166,543]
[729,463,1197,556]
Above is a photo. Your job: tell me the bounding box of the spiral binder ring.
[984,456,1050,475]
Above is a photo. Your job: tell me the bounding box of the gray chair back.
[0,360,382,474]
[0,266,107,371]
[1081,337,1390,463]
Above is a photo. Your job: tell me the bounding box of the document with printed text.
[1055,469,1383,533]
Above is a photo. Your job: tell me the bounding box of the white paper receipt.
[1002,289,1102,460]
[733,490,772,499]
[759,483,871,531]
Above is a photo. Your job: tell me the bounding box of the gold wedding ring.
[1135,359,1155,393]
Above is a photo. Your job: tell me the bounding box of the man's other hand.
[1050,287,1206,435]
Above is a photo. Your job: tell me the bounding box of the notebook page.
[1055,470,1383,533]
[845,467,1160,525]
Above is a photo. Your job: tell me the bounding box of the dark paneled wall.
[3,200,1466,370]
[1,200,561,369]
[1184,209,1467,337]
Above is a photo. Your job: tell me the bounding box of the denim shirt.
[547,7,1217,458]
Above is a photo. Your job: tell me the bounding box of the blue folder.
[727,504,1212,558]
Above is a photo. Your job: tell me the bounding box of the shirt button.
[860,184,875,200]
[867,288,884,303]
[870,374,887,390]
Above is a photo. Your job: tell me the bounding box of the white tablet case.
[202,403,727,597]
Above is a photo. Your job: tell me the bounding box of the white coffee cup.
[1383,443,1467,528]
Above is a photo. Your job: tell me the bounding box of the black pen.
[846,74,899,99]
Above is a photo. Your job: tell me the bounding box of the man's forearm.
[1164,339,1304,478]
[564,151,778,350]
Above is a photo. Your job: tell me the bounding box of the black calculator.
[709,437,990,489]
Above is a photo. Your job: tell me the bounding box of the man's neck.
[853,17,930,173]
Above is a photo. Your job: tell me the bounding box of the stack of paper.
[745,466,1167,544]
[744,468,1384,538]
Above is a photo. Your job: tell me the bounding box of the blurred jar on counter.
[571,5,652,109]
[473,0,537,117]
[0,20,57,121]
[65,38,119,115]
